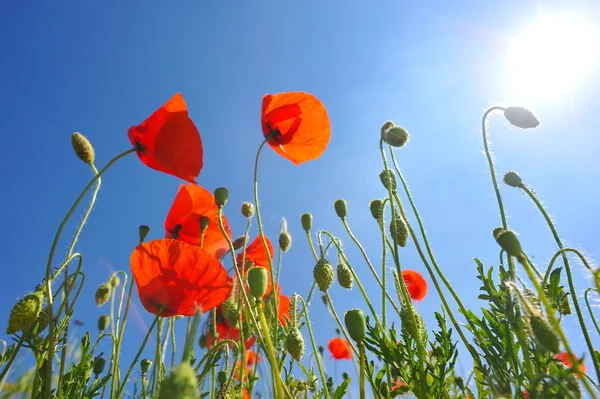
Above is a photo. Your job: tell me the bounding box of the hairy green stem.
[257,299,285,399]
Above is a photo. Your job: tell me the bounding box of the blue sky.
[1,0,599,396]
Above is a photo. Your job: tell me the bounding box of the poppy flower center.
[168,224,183,239]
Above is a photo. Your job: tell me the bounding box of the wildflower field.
[1,3,600,399]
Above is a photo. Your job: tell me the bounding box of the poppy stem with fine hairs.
[256,299,285,399]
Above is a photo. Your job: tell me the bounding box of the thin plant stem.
[0,336,25,384]
[152,318,164,397]
[256,299,285,399]
[543,248,594,285]
[110,272,135,398]
[306,231,319,261]
[43,148,134,398]
[170,317,176,370]
[324,294,358,358]
[211,310,217,399]
[584,289,600,336]
[182,310,201,364]
[359,343,366,399]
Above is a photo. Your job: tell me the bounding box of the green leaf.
[332,378,352,399]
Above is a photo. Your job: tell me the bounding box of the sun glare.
[507,13,600,104]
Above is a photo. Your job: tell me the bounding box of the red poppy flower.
[554,352,587,376]
[237,235,274,272]
[402,270,428,301]
[261,92,331,165]
[243,387,251,399]
[246,350,262,366]
[392,379,406,391]
[328,337,352,360]
[130,239,232,317]
[164,184,232,258]
[128,93,203,183]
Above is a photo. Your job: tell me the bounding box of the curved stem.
[585,288,600,336]
[325,294,358,358]
[297,296,329,399]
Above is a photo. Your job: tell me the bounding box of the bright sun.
[508,13,600,104]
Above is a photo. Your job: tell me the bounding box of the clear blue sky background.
[1,0,599,396]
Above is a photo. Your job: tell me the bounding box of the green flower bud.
[389,216,409,247]
[139,225,150,243]
[504,107,539,129]
[313,259,334,292]
[217,370,228,385]
[95,283,111,307]
[199,216,210,232]
[369,199,383,220]
[454,376,465,390]
[399,305,424,342]
[382,126,409,148]
[97,315,110,332]
[158,362,197,399]
[6,291,44,334]
[342,372,350,380]
[337,263,353,289]
[247,267,268,299]
[232,235,247,250]
[344,309,366,343]
[198,334,208,349]
[564,373,582,399]
[308,375,318,391]
[318,345,324,355]
[503,171,523,188]
[530,314,560,354]
[141,358,153,374]
[380,121,395,136]
[495,229,523,258]
[71,132,95,165]
[334,199,347,219]
[241,202,255,218]
[301,213,313,231]
[222,296,239,328]
[110,275,121,288]
[286,328,305,361]
[279,232,292,252]
[93,356,106,376]
[492,226,505,240]
[214,187,229,208]
[379,380,390,397]
[379,169,397,191]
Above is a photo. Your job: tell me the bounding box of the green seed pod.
[6,291,44,334]
[503,171,523,188]
[247,267,268,299]
[334,199,347,219]
[199,216,210,232]
[342,372,350,380]
[382,126,409,148]
[313,259,334,292]
[217,370,228,385]
[97,315,110,332]
[71,132,95,165]
[279,232,292,252]
[286,328,305,361]
[379,380,390,397]
[380,121,395,136]
[301,213,313,231]
[95,283,111,307]
[495,230,523,258]
[344,309,366,343]
[241,202,255,218]
[530,314,560,354]
[110,275,121,288]
[337,263,353,289]
[504,107,540,129]
[492,226,505,240]
[369,199,383,220]
[93,356,107,376]
[379,169,397,191]
[214,187,229,208]
[198,334,208,349]
[157,362,197,399]
[139,225,150,243]
[318,345,324,355]
[389,216,409,247]
[141,358,153,374]
[232,235,247,251]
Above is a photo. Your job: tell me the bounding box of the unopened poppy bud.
[369,199,383,220]
[318,345,324,355]
[71,132,95,165]
[313,259,334,292]
[344,309,366,343]
[492,227,505,240]
[389,216,409,247]
[110,275,121,288]
[382,126,409,148]
[247,267,268,299]
[139,225,150,243]
[199,216,210,232]
[232,235,247,251]
[379,169,397,191]
[222,296,239,328]
[95,283,111,307]
[399,306,424,342]
[530,314,560,354]
[454,376,465,390]
[321,295,328,306]
[379,381,390,397]
[198,334,208,349]
[495,230,523,258]
[141,358,153,374]
[309,375,319,391]
[286,328,305,361]
[214,187,229,208]
[93,356,106,376]
[334,199,347,219]
[36,307,50,332]
[6,291,44,334]
[241,202,255,218]
[217,370,228,385]
[565,373,582,398]
[342,372,350,380]
[157,362,197,399]
[279,232,292,252]
[503,171,523,188]
[97,315,110,332]
[380,121,395,135]
[337,262,353,289]
[301,213,313,231]
[504,107,540,129]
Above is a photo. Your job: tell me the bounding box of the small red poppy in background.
[165,184,232,258]
[207,317,255,350]
[328,337,352,360]
[554,352,587,376]
[261,92,331,165]
[402,270,428,301]
[130,239,232,317]
[392,379,407,391]
[267,284,291,326]
[246,350,262,366]
[243,387,251,399]
[237,235,274,273]
[128,93,203,183]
